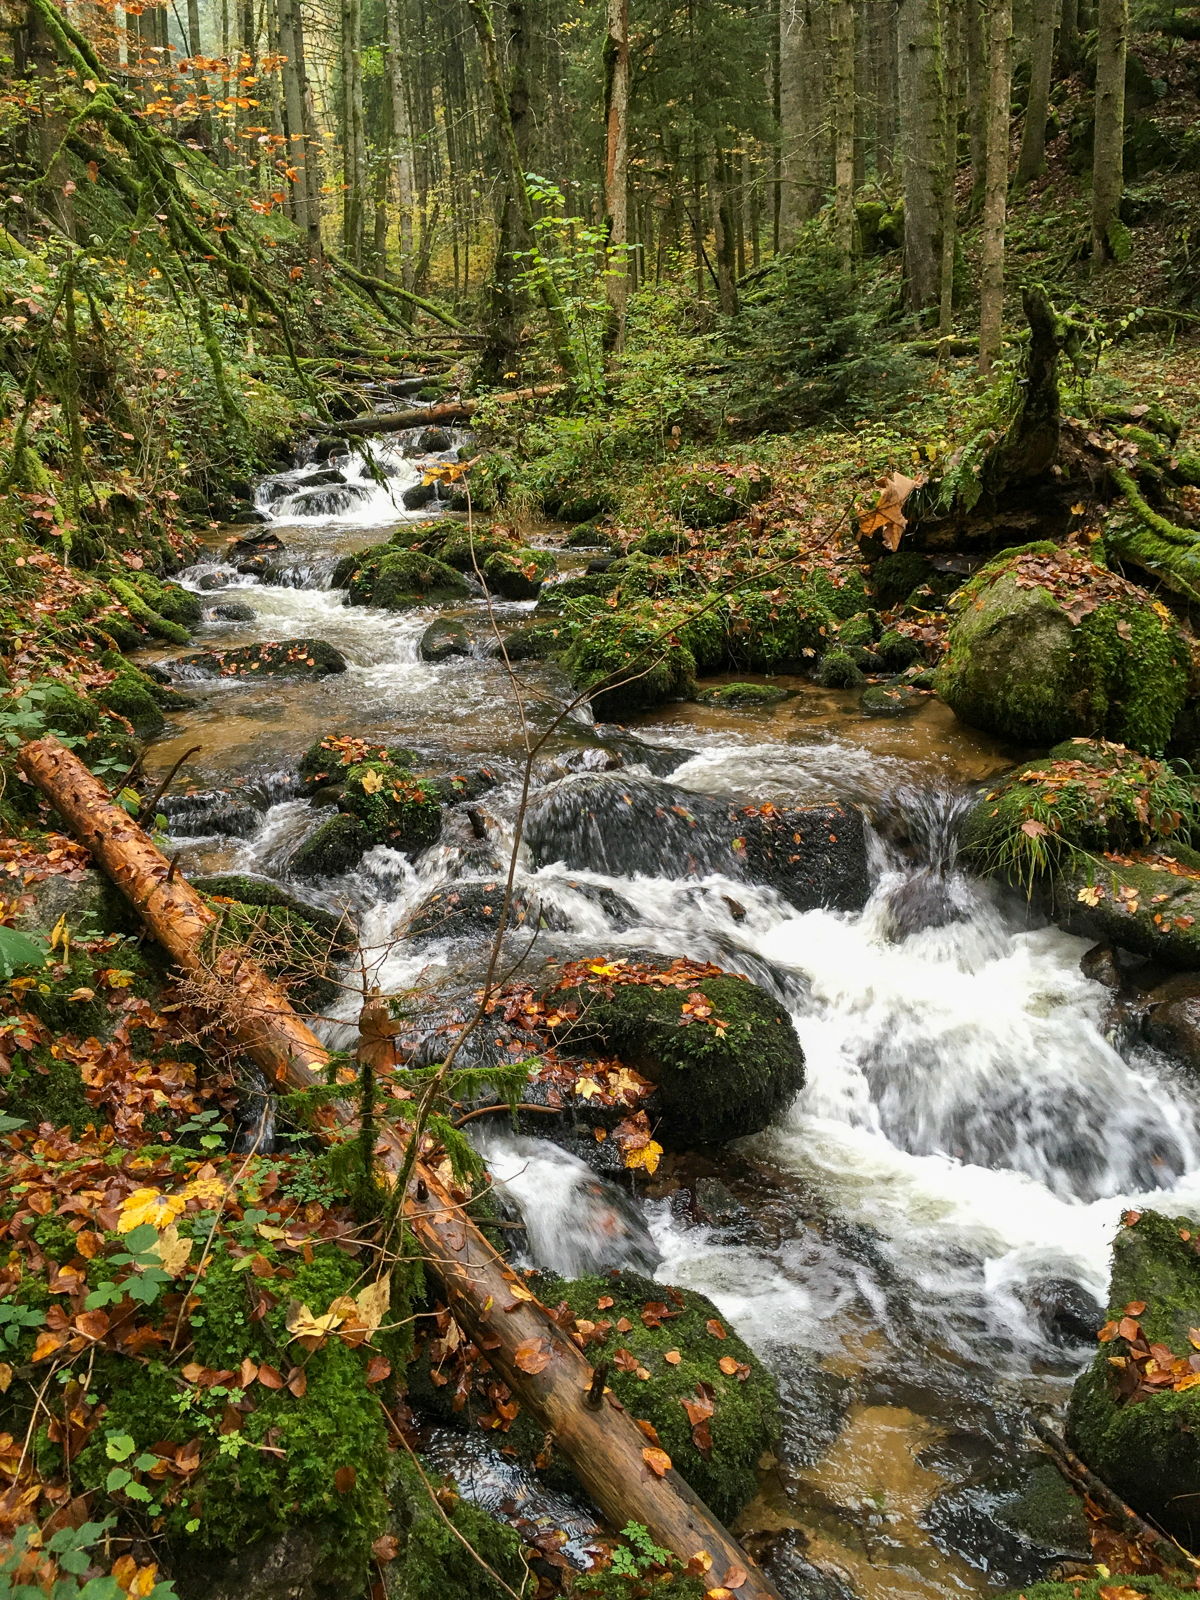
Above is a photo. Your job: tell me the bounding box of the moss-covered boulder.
[435,527,513,571]
[384,1455,525,1600]
[875,627,923,671]
[818,650,865,688]
[1,681,140,772]
[405,880,559,944]
[861,683,925,716]
[192,872,353,1008]
[536,1269,777,1521]
[180,639,347,679]
[481,546,556,599]
[1051,847,1200,969]
[289,813,373,879]
[551,963,805,1143]
[338,761,442,855]
[123,569,204,626]
[649,463,771,529]
[1067,1209,1200,1549]
[419,618,470,661]
[724,585,838,671]
[696,682,788,709]
[348,550,470,610]
[95,653,190,739]
[496,619,575,661]
[938,544,1191,753]
[298,736,420,793]
[996,1581,1186,1600]
[563,603,698,718]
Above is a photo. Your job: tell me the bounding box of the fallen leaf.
[636,1419,661,1445]
[355,1272,392,1338]
[286,1366,307,1398]
[642,1447,672,1477]
[0,1364,11,1393]
[706,1319,726,1340]
[1125,1301,1147,1316]
[664,1350,682,1365]
[357,992,401,1072]
[359,768,384,795]
[723,1566,748,1589]
[119,1188,185,1233]
[257,1363,284,1389]
[334,1464,357,1494]
[1020,820,1049,839]
[514,1338,552,1375]
[147,1223,193,1278]
[372,1534,399,1562]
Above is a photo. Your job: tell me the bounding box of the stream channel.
[136,418,1200,1600]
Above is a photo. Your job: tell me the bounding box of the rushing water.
[146,428,1200,1600]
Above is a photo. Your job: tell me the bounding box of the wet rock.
[417,427,452,452]
[421,765,501,804]
[878,871,968,939]
[176,1525,329,1600]
[1067,1208,1200,1548]
[419,617,470,662]
[1023,1277,1104,1345]
[549,959,805,1144]
[861,683,926,716]
[1144,970,1200,1071]
[210,601,257,622]
[140,662,174,686]
[1052,850,1200,972]
[337,760,442,856]
[289,814,372,879]
[13,867,138,939]
[695,682,788,709]
[230,508,269,525]
[938,542,1190,751]
[404,881,566,944]
[875,627,924,671]
[481,546,556,600]
[227,530,283,558]
[348,550,469,610]
[401,481,436,511]
[525,774,869,914]
[818,650,864,688]
[197,572,229,591]
[993,1460,1092,1562]
[1081,943,1122,988]
[494,619,572,661]
[178,639,348,679]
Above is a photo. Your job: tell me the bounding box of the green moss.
[480,546,556,599]
[806,566,871,620]
[498,620,576,661]
[1076,600,1188,756]
[695,682,788,709]
[536,568,625,613]
[290,814,372,879]
[436,528,512,571]
[645,463,771,529]
[108,576,191,645]
[818,651,864,688]
[837,613,877,650]
[563,604,697,718]
[194,875,352,1010]
[869,551,935,609]
[3,1053,96,1136]
[534,1268,778,1522]
[1067,1211,1200,1547]
[554,970,805,1143]
[298,738,418,789]
[96,670,166,740]
[387,1455,525,1600]
[339,762,442,855]
[349,551,470,610]
[725,587,836,671]
[124,570,204,626]
[875,628,922,671]
[995,1581,1185,1600]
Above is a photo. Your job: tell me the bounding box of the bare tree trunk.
[965,0,987,209]
[897,0,945,312]
[978,0,1012,370]
[277,0,307,232]
[602,0,629,352]
[939,0,960,333]
[779,0,826,236]
[832,0,856,272]
[341,0,365,265]
[466,0,578,378]
[1015,0,1056,182]
[1091,0,1126,261]
[383,0,415,282]
[1058,0,1078,69]
[711,145,739,312]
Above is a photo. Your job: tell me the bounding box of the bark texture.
[1015,0,1056,183]
[603,0,630,349]
[978,0,1011,370]
[779,0,827,235]
[1091,0,1126,261]
[832,0,856,271]
[17,735,783,1600]
[938,0,960,334]
[897,0,945,311]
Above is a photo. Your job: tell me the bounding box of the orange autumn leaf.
[642,1446,672,1477]
[706,1319,726,1340]
[664,1350,682,1365]
[514,1337,552,1375]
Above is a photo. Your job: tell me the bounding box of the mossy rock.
[806,566,871,620]
[180,639,347,679]
[96,658,169,740]
[563,604,697,718]
[861,684,925,716]
[631,526,691,557]
[724,586,838,671]
[875,628,923,671]
[564,521,616,549]
[419,618,470,662]
[290,814,373,879]
[650,464,771,529]
[338,761,442,855]
[348,550,470,610]
[330,551,363,589]
[552,968,805,1144]
[481,546,556,600]
[868,551,936,609]
[1051,848,1200,970]
[996,1581,1186,1600]
[1067,1209,1200,1548]
[536,568,625,614]
[192,872,352,1008]
[818,651,865,689]
[497,620,575,661]
[435,527,512,571]
[534,1268,778,1522]
[108,576,191,645]
[837,613,878,650]
[298,737,420,792]
[695,682,788,709]
[4,1054,98,1136]
[124,569,204,626]
[405,880,559,944]
[3,681,141,773]
[385,1454,525,1600]
[937,545,1190,753]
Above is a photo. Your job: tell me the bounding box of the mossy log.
[14,734,783,1600]
[322,382,568,437]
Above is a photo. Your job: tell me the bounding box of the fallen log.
[323,382,568,437]
[16,734,783,1600]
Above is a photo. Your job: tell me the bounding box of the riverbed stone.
[1144,970,1200,1072]
[179,639,347,679]
[861,683,925,716]
[191,873,353,1007]
[337,761,442,856]
[695,681,788,709]
[210,601,257,622]
[817,650,864,688]
[347,549,469,609]
[419,617,470,661]
[1050,849,1200,970]
[481,546,556,599]
[289,814,372,879]
[404,880,564,944]
[495,619,574,661]
[938,543,1190,752]
[1067,1208,1200,1549]
[548,959,805,1144]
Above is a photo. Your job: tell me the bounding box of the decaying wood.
[323,383,568,436]
[16,735,784,1600]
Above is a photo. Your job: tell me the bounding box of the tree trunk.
[965,0,987,209]
[1015,0,1056,182]
[939,0,960,334]
[779,0,826,236]
[16,735,784,1600]
[602,0,630,352]
[978,0,1012,371]
[27,0,73,238]
[383,0,415,281]
[897,0,945,312]
[831,0,856,272]
[341,0,365,265]
[277,0,308,233]
[1058,0,1078,69]
[711,146,739,313]
[1091,0,1126,261]
[466,0,578,379]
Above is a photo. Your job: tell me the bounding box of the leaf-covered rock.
[180,639,348,679]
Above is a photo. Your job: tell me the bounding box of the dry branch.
[16,735,783,1600]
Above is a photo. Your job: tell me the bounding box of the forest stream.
[132,422,1200,1600]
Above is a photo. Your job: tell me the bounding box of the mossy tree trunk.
[778,0,827,234]
[964,0,987,211]
[978,0,1011,372]
[897,0,945,312]
[1091,0,1126,262]
[1015,0,1057,183]
[832,0,857,273]
[341,0,365,266]
[938,0,960,335]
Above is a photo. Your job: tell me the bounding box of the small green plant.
[0,1515,178,1600]
[175,1108,230,1151]
[0,1297,46,1348]
[609,1523,674,1579]
[84,1223,173,1311]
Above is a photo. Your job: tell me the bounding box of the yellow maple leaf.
[180,1175,228,1206]
[355,1272,392,1338]
[1076,884,1103,907]
[147,1223,193,1278]
[624,1139,663,1176]
[359,768,384,796]
[575,1077,602,1101]
[119,1188,186,1233]
[284,1298,347,1342]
